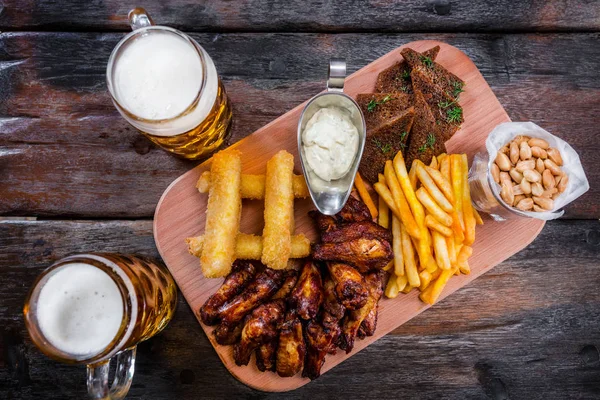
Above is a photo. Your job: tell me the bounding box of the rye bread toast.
[374,46,440,94]
[356,92,413,131]
[404,91,446,167]
[400,47,465,100]
[411,69,463,141]
[359,107,415,183]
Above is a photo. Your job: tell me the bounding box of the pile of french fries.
[355,151,483,305]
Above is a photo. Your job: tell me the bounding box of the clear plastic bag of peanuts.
[469,121,589,221]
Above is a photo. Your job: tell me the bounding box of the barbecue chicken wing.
[289,261,323,320]
[213,322,243,345]
[218,268,285,327]
[255,340,278,372]
[302,317,341,380]
[320,221,391,245]
[322,273,346,320]
[272,269,299,299]
[357,302,378,339]
[340,271,384,354]
[199,260,257,325]
[314,234,393,273]
[233,299,286,366]
[327,263,368,310]
[276,311,306,377]
[309,196,371,233]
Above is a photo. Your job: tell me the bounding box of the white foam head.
[109,28,219,136]
[36,263,124,356]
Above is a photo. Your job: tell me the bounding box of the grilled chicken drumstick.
[289,261,323,320]
[327,262,368,310]
[276,310,306,377]
[199,260,257,325]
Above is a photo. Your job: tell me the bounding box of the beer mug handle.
[128,7,154,30]
[87,346,137,400]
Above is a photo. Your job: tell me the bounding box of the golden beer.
[24,253,177,399]
[107,8,232,160]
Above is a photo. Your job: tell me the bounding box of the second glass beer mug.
[106,8,232,159]
[23,253,177,400]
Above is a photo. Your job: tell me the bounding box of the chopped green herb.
[447,106,463,123]
[451,81,465,97]
[438,99,456,109]
[400,131,408,141]
[399,85,409,92]
[367,95,393,112]
[372,138,392,154]
[401,69,411,79]
[418,133,436,153]
[420,56,433,68]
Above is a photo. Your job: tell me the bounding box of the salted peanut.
[528,138,550,149]
[513,194,526,206]
[500,183,514,205]
[535,158,545,174]
[516,197,534,211]
[495,151,512,171]
[547,148,563,166]
[552,193,560,200]
[491,163,501,184]
[542,188,558,198]
[499,145,510,155]
[499,171,512,188]
[519,141,532,160]
[531,182,544,197]
[514,135,530,145]
[544,159,562,175]
[542,169,556,190]
[515,159,535,172]
[557,174,569,193]
[509,168,523,184]
[554,174,562,185]
[509,141,520,164]
[523,169,541,183]
[513,184,524,195]
[531,146,547,159]
[520,178,532,194]
[533,205,545,212]
[533,196,554,210]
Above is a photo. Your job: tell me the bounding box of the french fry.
[355,172,378,219]
[432,231,452,270]
[419,269,433,291]
[424,165,455,204]
[378,174,390,228]
[429,156,438,170]
[383,260,394,272]
[440,156,450,180]
[396,274,408,292]
[198,172,309,199]
[457,245,473,274]
[450,155,465,232]
[425,214,453,237]
[401,223,420,287]
[261,150,294,270]
[373,182,400,217]
[425,257,438,274]
[461,154,477,246]
[437,153,448,165]
[416,164,454,213]
[419,266,457,305]
[401,284,413,294]
[416,188,453,226]
[392,215,405,276]
[385,274,400,298]
[447,235,457,266]
[473,207,484,225]
[409,159,419,190]
[187,233,310,259]
[384,161,421,239]
[200,150,243,278]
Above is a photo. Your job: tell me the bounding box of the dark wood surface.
[0,2,599,399]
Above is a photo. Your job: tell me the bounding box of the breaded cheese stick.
[197,172,309,199]
[200,150,242,278]
[187,233,311,260]
[261,150,294,270]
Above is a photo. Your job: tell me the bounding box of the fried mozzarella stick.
[197,171,309,199]
[186,233,310,260]
[200,150,242,278]
[261,150,295,270]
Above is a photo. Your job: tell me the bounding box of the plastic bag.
[486,121,589,220]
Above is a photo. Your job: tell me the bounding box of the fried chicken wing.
[314,235,393,273]
[357,303,378,339]
[276,311,305,377]
[309,196,371,233]
[340,271,384,354]
[327,263,368,310]
[320,221,391,244]
[256,340,278,372]
[233,299,286,366]
[272,269,298,300]
[213,322,243,345]
[200,260,257,325]
[322,273,346,320]
[302,318,341,380]
[218,268,285,327]
[289,261,323,320]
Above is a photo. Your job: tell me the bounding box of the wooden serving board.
[153,40,545,392]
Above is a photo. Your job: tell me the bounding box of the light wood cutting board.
[153,40,545,392]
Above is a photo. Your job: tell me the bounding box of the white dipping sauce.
[37,263,124,356]
[302,106,359,181]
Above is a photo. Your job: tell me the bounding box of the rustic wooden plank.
[1,219,599,398]
[1,0,600,33]
[0,32,598,218]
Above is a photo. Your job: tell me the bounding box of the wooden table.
[1,2,599,399]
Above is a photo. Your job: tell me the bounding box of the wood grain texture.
[1,219,599,399]
[1,0,600,32]
[0,32,598,218]
[153,40,546,391]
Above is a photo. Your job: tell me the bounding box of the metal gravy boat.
[297,59,366,215]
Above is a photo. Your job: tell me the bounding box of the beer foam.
[37,263,124,356]
[114,31,203,121]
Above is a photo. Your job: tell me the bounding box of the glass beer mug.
[106,8,232,159]
[24,253,177,399]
